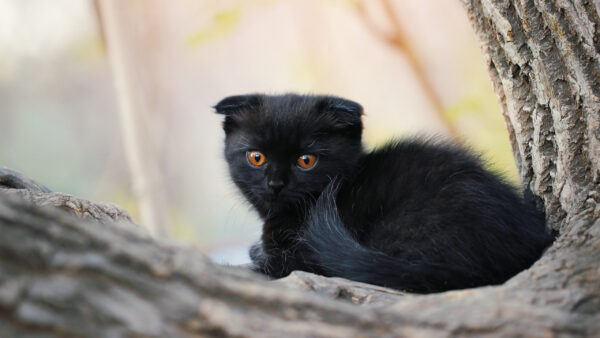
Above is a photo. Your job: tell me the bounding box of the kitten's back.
[331,139,552,289]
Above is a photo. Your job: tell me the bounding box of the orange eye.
[297,154,317,170]
[247,151,266,167]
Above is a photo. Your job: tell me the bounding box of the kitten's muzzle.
[268,179,285,195]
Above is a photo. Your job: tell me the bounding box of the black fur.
[215,93,554,293]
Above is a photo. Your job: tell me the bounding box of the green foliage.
[187,7,242,47]
[70,35,105,63]
[169,207,199,241]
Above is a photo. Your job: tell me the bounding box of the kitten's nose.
[268,179,285,194]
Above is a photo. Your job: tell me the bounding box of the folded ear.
[318,96,363,130]
[213,94,262,134]
[213,94,262,116]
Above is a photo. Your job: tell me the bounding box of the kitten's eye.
[297,154,317,170]
[247,151,266,167]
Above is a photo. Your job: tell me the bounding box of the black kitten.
[215,93,554,293]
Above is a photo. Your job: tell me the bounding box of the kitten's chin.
[263,197,283,209]
[258,195,288,214]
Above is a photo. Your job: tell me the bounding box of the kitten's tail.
[301,179,487,293]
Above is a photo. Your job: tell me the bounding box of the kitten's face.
[215,94,363,217]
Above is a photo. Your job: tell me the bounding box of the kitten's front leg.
[249,240,267,269]
[249,238,298,278]
[249,239,280,277]
[250,237,318,278]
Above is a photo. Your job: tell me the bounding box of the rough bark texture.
[0,168,135,226]
[1,0,600,336]
[463,0,600,231]
[2,187,596,337]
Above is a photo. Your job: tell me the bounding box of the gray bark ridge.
[0,189,598,337]
[0,166,52,193]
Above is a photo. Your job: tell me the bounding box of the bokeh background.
[0,0,515,264]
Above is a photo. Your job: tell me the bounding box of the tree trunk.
[1,0,599,336]
[464,0,600,232]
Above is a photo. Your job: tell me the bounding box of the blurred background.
[0,0,515,264]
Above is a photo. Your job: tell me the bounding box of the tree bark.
[1,0,600,336]
[463,0,600,232]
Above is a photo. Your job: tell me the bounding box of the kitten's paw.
[249,241,271,273]
[249,241,264,261]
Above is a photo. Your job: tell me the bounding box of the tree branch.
[354,0,460,138]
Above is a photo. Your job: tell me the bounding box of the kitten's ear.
[214,94,262,134]
[319,97,363,129]
[213,94,262,116]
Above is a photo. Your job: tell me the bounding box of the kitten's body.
[216,93,553,293]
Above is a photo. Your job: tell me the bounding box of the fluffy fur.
[215,93,554,293]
